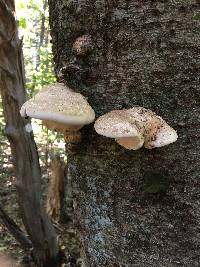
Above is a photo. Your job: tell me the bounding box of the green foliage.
[18,17,27,29]
[16,0,56,96]
[26,46,56,97]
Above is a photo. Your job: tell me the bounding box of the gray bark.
[48,1,200,266]
[0,1,59,266]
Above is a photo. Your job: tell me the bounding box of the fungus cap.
[126,107,178,149]
[144,123,178,149]
[94,107,178,150]
[20,83,95,131]
[94,110,144,150]
[94,110,140,138]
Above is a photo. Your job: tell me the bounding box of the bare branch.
[0,205,32,250]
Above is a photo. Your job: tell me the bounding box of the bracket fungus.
[20,83,95,143]
[94,107,178,150]
[72,34,93,56]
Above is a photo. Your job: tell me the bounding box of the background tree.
[16,0,56,95]
[0,1,60,266]
[48,1,200,266]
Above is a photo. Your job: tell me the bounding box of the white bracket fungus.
[94,107,178,150]
[20,83,95,142]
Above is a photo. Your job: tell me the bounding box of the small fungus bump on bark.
[94,107,178,150]
[25,123,33,133]
[72,34,93,56]
[20,83,95,142]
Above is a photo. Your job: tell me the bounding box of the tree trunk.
[48,1,200,266]
[47,154,65,222]
[36,0,48,69]
[0,1,60,266]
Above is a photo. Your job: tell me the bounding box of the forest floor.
[0,133,81,266]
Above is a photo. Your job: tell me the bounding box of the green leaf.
[19,17,27,29]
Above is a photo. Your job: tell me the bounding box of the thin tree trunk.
[0,1,60,266]
[49,1,200,266]
[47,154,65,222]
[45,25,49,46]
[36,0,48,69]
